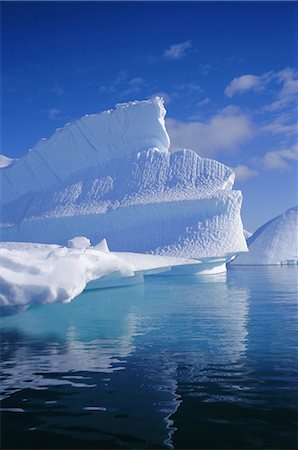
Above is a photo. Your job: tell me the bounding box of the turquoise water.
[1,266,297,449]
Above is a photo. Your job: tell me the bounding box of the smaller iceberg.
[233,206,298,265]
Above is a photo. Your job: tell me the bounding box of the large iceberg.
[0,98,247,259]
[233,206,298,265]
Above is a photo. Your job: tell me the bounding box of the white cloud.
[233,164,259,181]
[197,97,210,107]
[264,68,298,111]
[261,114,297,136]
[167,106,254,157]
[164,40,192,60]
[225,74,270,97]
[48,108,61,120]
[253,143,298,171]
[225,68,298,111]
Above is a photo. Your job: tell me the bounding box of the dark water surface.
[1,267,297,449]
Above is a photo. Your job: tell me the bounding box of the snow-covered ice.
[233,206,298,265]
[0,238,230,315]
[1,98,169,205]
[0,98,247,259]
[0,240,133,316]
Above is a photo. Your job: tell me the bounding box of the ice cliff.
[233,206,298,265]
[0,98,247,258]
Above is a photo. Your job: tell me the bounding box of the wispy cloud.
[199,64,213,76]
[99,70,127,94]
[98,72,147,98]
[224,68,297,175]
[197,97,211,107]
[163,40,192,60]
[168,82,202,102]
[233,164,259,181]
[225,73,271,97]
[261,112,297,137]
[48,108,62,120]
[264,68,298,112]
[167,106,254,157]
[176,82,202,95]
[254,143,298,171]
[225,68,298,111]
[120,77,145,97]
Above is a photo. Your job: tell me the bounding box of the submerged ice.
[0,98,247,258]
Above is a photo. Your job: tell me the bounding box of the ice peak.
[1,98,170,204]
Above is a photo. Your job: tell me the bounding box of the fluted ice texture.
[0,98,247,258]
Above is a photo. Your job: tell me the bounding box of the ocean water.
[1,266,297,449]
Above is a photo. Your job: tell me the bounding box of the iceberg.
[233,206,298,265]
[0,98,247,259]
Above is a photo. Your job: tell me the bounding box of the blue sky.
[2,1,298,231]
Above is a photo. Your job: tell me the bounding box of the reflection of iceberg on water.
[0,285,179,448]
[130,276,250,447]
[0,272,251,448]
[0,287,141,400]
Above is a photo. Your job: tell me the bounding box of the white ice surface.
[67,236,91,249]
[0,241,133,315]
[114,251,197,272]
[0,238,232,315]
[1,98,169,204]
[233,206,298,265]
[0,98,247,258]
